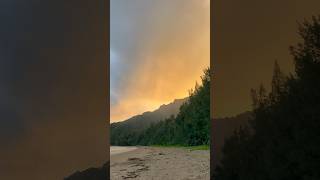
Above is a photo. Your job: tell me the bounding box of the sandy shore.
[111,146,138,156]
[110,146,209,180]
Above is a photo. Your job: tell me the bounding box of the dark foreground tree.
[64,163,108,180]
[214,16,320,180]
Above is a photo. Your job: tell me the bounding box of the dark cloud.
[0,1,108,179]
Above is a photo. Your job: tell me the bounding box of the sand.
[110,146,210,180]
[111,146,138,156]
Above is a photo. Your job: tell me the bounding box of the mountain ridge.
[112,98,188,124]
[110,97,188,145]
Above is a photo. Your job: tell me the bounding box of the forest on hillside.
[214,16,320,179]
[110,98,187,145]
[111,68,210,146]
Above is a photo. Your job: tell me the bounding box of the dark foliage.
[111,68,211,146]
[64,163,109,180]
[110,98,186,145]
[214,16,320,180]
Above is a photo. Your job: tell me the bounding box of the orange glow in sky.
[111,0,210,122]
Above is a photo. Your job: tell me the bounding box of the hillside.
[111,98,188,145]
[213,112,251,162]
[111,68,211,146]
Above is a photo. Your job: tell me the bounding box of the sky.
[110,0,210,122]
[0,1,108,179]
[213,0,320,118]
[1,0,320,179]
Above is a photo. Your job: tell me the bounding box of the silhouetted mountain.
[111,98,187,145]
[111,68,211,146]
[64,163,108,180]
[213,111,252,162]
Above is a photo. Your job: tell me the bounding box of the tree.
[270,60,285,103]
[214,16,320,179]
[110,68,211,146]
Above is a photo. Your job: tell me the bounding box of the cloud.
[110,0,210,122]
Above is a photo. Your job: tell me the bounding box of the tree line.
[214,16,320,179]
[111,67,210,146]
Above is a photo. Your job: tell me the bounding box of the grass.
[188,145,210,151]
[151,144,209,151]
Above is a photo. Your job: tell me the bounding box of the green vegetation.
[111,68,210,147]
[110,98,186,145]
[188,145,210,151]
[214,16,320,179]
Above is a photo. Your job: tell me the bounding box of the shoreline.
[110,146,138,156]
[111,146,209,180]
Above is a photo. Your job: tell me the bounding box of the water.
[110,146,137,156]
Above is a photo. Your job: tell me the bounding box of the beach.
[111,146,138,156]
[110,146,209,180]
